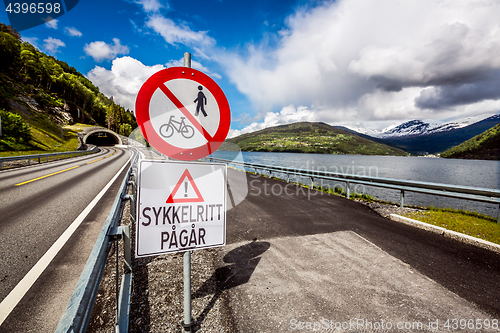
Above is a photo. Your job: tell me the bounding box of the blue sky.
[2,0,500,137]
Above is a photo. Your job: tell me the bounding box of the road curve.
[222,170,500,330]
[0,146,132,332]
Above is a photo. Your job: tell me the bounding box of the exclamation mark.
[184,181,188,197]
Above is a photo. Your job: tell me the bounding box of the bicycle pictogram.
[160,115,195,139]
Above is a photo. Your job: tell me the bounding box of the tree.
[119,123,133,137]
[0,109,31,143]
[106,102,116,130]
[0,24,21,73]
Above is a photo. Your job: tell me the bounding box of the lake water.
[211,150,500,218]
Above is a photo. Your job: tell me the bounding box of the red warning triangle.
[166,169,204,203]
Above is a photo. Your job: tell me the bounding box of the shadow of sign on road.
[191,240,271,331]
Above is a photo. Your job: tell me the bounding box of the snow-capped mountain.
[340,125,381,137]
[346,113,499,138]
[379,120,440,137]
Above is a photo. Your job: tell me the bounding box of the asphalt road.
[219,170,500,331]
[0,146,132,332]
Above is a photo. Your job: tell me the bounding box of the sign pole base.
[182,250,192,332]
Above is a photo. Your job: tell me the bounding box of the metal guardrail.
[206,157,500,222]
[55,149,139,333]
[0,147,100,170]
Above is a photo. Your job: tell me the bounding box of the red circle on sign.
[135,67,230,161]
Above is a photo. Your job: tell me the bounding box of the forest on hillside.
[0,23,137,150]
[441,123,500,160]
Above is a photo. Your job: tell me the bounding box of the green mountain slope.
[223,122,407,156]
[441,123,500,160]
[0,23,137,152]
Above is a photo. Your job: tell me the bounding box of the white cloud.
[228,105,317,138]
[65,27,82,37]
[43,37,65,54]
[44,19,57,29]
[84,38,130,62]
[87,56,164,111]
[134,0,165,13]
[146,14,215,48]
[219,0,500,129]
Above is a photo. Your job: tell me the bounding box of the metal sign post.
[136,159,227,331]
[182,52,193,333]
[135,51,230,332]
[182,246,192,332]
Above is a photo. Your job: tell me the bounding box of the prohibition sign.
[135,67,230,160]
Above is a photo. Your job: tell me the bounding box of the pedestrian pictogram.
[166,169,203,203]
[194,86,207,117]
[135,67,230,160]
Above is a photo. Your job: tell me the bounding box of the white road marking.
[0,150,133,326]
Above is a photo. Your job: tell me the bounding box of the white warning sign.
[136,159,226,257]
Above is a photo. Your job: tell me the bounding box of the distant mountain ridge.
[223,122,407,156]
[340,114,500,154]
[346,113,498,138]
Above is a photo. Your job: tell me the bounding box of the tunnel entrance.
[84,130,121,146]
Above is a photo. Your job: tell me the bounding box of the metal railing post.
[123,194,136,223]
[122,226,132,273]
[346,181,350,199]
[127,181,137,199]
[400,190,405,208]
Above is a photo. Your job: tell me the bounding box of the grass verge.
[401,207,500,245]
[0,123,89,157]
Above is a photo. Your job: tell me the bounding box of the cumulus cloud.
[44,19,57,29]
[43,37,65,54]
[87,56,164,111]
[414,71,500,109]
[228,105,317,138]
[134,0,165,13]
[219,0,500,130]
[84,38,130,62]
[146,14,215,48]
[65,26,82,37]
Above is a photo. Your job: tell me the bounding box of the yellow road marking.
[86,157,104,164]
[15,166,80,186]
[15,148,119,186]
[88,149,116,163]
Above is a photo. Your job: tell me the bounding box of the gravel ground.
[355,200,426,218]
[87,186,233,333]
[86,188,425,332]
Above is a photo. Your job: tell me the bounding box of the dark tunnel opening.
[86,131,120,146]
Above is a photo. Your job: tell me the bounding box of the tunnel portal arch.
[83,129,122,146]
